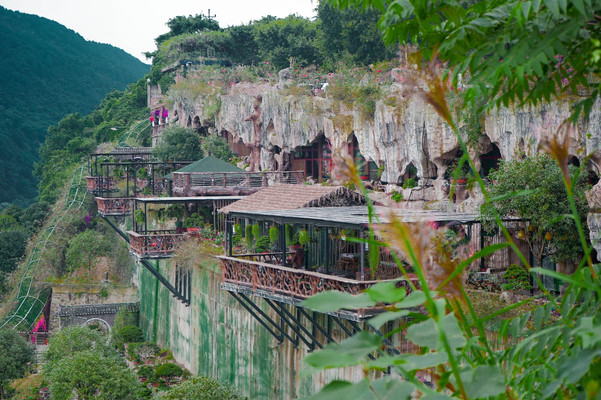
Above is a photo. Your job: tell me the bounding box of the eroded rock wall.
[168,76,601,252]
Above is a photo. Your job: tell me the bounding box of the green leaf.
[369,309,410,328]
[557,349,601,385]
[301,290,375,312]
[302,378,415,400]
[397,352,449,371]
[370,378,415,399]
[521,2,531,19]
[301,380,371,400]
[573,317,601,348]
[571,0,586,16]
[407,318,438,349]
[396,290,427,309]
[407,314,466,350]
[365,280,406,304]
[533,306,543,331]
[304,331,382,369]
[460,365,506,398]
[422,395,452,400]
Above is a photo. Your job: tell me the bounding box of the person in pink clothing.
[161,106,169,124]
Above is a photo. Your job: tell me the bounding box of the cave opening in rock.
[479,143,502,178]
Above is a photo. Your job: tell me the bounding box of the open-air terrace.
[220,206,481,316]
[127,196,243,258]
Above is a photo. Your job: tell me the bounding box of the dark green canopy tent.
[163,156,244,180]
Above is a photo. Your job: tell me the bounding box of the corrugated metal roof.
[228,206,481,228]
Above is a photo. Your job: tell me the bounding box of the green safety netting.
[117,119,151,148]
[0,165,88,331]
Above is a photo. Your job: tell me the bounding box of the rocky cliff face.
[167,70,601,252]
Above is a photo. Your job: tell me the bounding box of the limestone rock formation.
[167,68,601,235]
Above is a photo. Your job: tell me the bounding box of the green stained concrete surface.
[136,255,365,399]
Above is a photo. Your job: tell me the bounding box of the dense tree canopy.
[155,13,221,45]
[202,135,233,162]
[152,127,203,162]
[326,0,601,117]
[0,329,34,400]
[317,2,394,68]
[0,6,148,205]
[481,154,589,264]
[253,15,320,70]
[43,326,143,400]
[65,229,110,272]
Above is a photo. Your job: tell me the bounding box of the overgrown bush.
[161,376,242,400]
[136,365,154,380]
[202,135,232,162]
[127,342,160,364]
[502,264,533,292]
[152,127,203,162]
[154,363,183,382]
[402,177,418,189]
[113,325,144,350]
[390,190,403,202]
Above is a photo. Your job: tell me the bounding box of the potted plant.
[269,226,279,251]
[134,209,145,225]
[285,224,299,250]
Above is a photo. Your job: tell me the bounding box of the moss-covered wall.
[136,254,365,399]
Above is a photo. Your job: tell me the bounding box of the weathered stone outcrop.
[171,78,601,183]
[168,72,601,250]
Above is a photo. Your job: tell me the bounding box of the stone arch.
[186,116,192,128]
[266,119,275,137]
[348,133,372,180]
[83,317,111,332]
[441,147,466,180]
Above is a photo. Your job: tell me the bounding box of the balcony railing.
[86,176,115,193]
[95,197,132,216]
[128,230,184,258]
[173,171,305,195]
[219,255,418,301]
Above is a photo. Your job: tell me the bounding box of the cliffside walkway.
[0,165,88,330]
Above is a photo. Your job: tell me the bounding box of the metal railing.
[173,171,305,191]
[128,231,184,258]
[219,255,418,300]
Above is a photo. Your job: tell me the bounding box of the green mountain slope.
[0,6,149,205]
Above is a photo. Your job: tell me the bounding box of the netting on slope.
[117,119,151,148]
[0,165,88,330]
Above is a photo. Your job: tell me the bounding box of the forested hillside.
[0,6,149,206]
